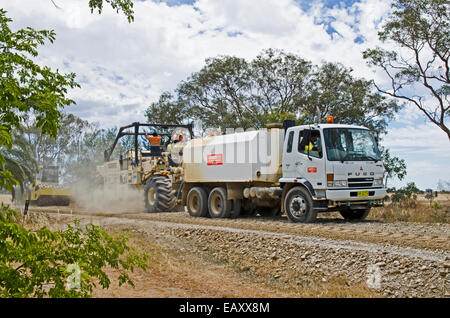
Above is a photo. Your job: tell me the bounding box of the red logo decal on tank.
[207,154,223,166]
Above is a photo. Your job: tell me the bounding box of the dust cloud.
[70,180,146,214]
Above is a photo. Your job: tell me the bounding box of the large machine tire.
[186,187,208,217]
[144,176,177,213]
[339,208,371,220]
[284,186,317,223]
[207,187,232,218]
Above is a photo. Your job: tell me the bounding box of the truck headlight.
[333,180,348,187]
[374,178,383,186]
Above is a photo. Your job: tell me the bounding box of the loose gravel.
[48,212,449,298]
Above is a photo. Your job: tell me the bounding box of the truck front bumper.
[326,188,386,203]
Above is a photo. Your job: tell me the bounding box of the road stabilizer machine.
[97,118,386,223]
[29,165,72,206]
[97,122,194,213]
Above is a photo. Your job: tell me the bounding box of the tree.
[302,62,401,134]
[145,92,189,125]
[249,49,312,127]
[87,0,135,22]
[381,148,407,187]
[391,182,420,202]
[175,50,313,129]
[0,0,137,192]
[0,10,79,138]
[149,49,400,133]
[1,128,38,201]
[363,0,450,140]
[177,55,255,129]
[51,0,135,22]
[0,3,145,298]
[0,9,79,191]
[20,113,89,167]
[0,205,148,297]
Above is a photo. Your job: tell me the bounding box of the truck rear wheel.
[186,187,208,217]
[144,176,176,213]
[208,187,231,218]
[284,187,317,223]
[340,208,371,220]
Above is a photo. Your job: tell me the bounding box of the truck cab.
[280,122,386,222]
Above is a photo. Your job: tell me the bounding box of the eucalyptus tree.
[363,0,449,140]
[302,62,401,134]
[0,9,79,191]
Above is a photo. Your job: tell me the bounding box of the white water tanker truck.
[179,118,386,223]
[98,118,386,223]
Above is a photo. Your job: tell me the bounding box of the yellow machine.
[29,165,71,206]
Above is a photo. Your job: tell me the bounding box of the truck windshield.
[323,128,381,162]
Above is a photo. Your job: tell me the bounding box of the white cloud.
[2,0,393,126]
[2,0,448,189]
[384,122,450,156]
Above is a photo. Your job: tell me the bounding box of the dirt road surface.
[21,204,449,298]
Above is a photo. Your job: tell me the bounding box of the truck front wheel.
[284,187,317,223]
[187,187,208,217]
[340,208,371,221]
[208,187,232,218]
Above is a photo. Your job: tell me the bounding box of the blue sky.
[1,0,449,190]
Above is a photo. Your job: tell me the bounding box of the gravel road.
[34,207,449,298]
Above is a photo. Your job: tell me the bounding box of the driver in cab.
[305,134,322,154]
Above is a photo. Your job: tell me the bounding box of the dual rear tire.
[186,187,208,217]
[186,186,240,219]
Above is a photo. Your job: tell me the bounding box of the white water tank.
[182,128,284,183]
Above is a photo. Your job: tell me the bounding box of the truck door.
[295,129,326,188]
[282,129,298,178]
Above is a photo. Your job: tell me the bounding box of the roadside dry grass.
[368,193,450,224]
